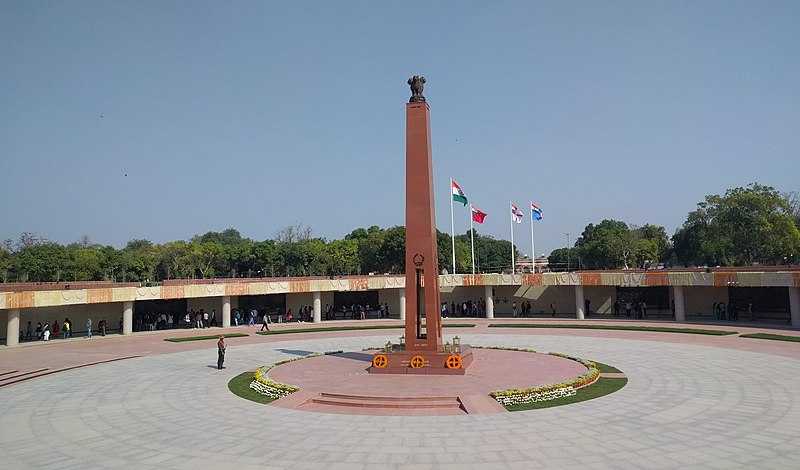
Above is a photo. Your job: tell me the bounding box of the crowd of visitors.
[19,316,114,342]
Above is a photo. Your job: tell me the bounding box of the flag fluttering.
[471,206,487,224]
[531,202,543,221]
[451,180,468,206]
[511,203,524,223]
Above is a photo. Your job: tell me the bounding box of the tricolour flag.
[451,179,468,206]
[471,206,487,224]
[531,202,543,221]
[511,203,524,223]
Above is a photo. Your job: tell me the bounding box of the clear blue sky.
[2,1,798,257]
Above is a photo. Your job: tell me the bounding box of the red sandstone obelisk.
[404,75,443,353]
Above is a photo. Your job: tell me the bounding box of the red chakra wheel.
[445,354,463,369]
[372,354,389,368]
[409,355,425,368]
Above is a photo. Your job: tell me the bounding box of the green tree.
[14,243,70,281]
[673,183,800,266]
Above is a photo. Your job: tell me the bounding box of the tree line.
[1,183,798,283]
[0,224,514,283]
[548,184,800,270]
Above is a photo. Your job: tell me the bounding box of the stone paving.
[1,332,800,469]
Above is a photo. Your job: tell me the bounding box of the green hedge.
[257,324,475,335]
[739,333,800,343]
[488,323,737,336]
[165,333,249,342]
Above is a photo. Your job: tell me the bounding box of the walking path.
[1,329,800,469]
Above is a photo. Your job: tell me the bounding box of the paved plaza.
[2,326,800,469]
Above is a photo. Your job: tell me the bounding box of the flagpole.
[510,201,515,275]
[450,178,456,274]
[469,205,476,275]
[530,202,536,274]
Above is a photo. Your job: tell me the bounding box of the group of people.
[329,303,391,320]
[20,317,110,342]
[136,309,218,331]
[613,299,649,319]
[441,299,486,317]
[713,301,752,321]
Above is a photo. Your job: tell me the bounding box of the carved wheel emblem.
[413,253,424,266]
[445,354,463,369]
[409,355,425,368]
[372,354,389,368]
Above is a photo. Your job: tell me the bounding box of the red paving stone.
[267,349,586,415]
[269,349,586,397]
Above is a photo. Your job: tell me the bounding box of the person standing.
[203,310,209,329]
[63,318,71,339]
[217,336,226,370]
[210,309,217,327]
[86,318,93,339]
[550,303,556,317]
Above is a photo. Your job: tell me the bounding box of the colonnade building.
[2,269,800,346]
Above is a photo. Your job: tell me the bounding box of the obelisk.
[369,77,472,374]
[403,75,443,352]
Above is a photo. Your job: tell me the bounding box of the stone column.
[222,296,231,328]
[575,285,585,320]
[673,286,686,322]
[122,301,133,335]
[789,287,800,328]
[313,291,322,323]
[6,309,20,347]
[398,288,406,321]
[485,284,494,319]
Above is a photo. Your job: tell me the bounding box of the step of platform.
[303,393,467,414]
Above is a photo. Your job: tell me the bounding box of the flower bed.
[488,350,600,407]
[248,355,316,399]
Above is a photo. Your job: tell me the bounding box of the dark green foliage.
[165,333,249,342]
[488,323,738,335]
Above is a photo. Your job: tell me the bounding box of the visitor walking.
[217,336,226,370]
[86,318,93,339]
[260,312,270,332]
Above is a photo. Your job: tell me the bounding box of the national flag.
[531,202,543,221]
[471,205,487,224]
[511,203,524,223]
[451,179,468,206]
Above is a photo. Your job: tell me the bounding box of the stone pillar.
[313,291,322,323]
[222,296,231,328]
[399,288,406,321]
[673,286,686,322]
[6,309,20,347]
[575,285,585,320]
[789,287,800,328]
[485,285,494,319]
[123,301,133,335]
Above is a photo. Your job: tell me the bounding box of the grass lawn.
[593,361,622,373]
[165,333,249,342]
[739,333,800,343]
[488,323,737,336]
[227,371,275,404]
[505,377,628,411]
[257,324,475,335]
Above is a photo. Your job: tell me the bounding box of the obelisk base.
[368,346,474,375]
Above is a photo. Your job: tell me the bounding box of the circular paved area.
[268,348,586,400]
[2,333,800,469]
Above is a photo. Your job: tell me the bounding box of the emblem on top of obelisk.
[407,75,426,103]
